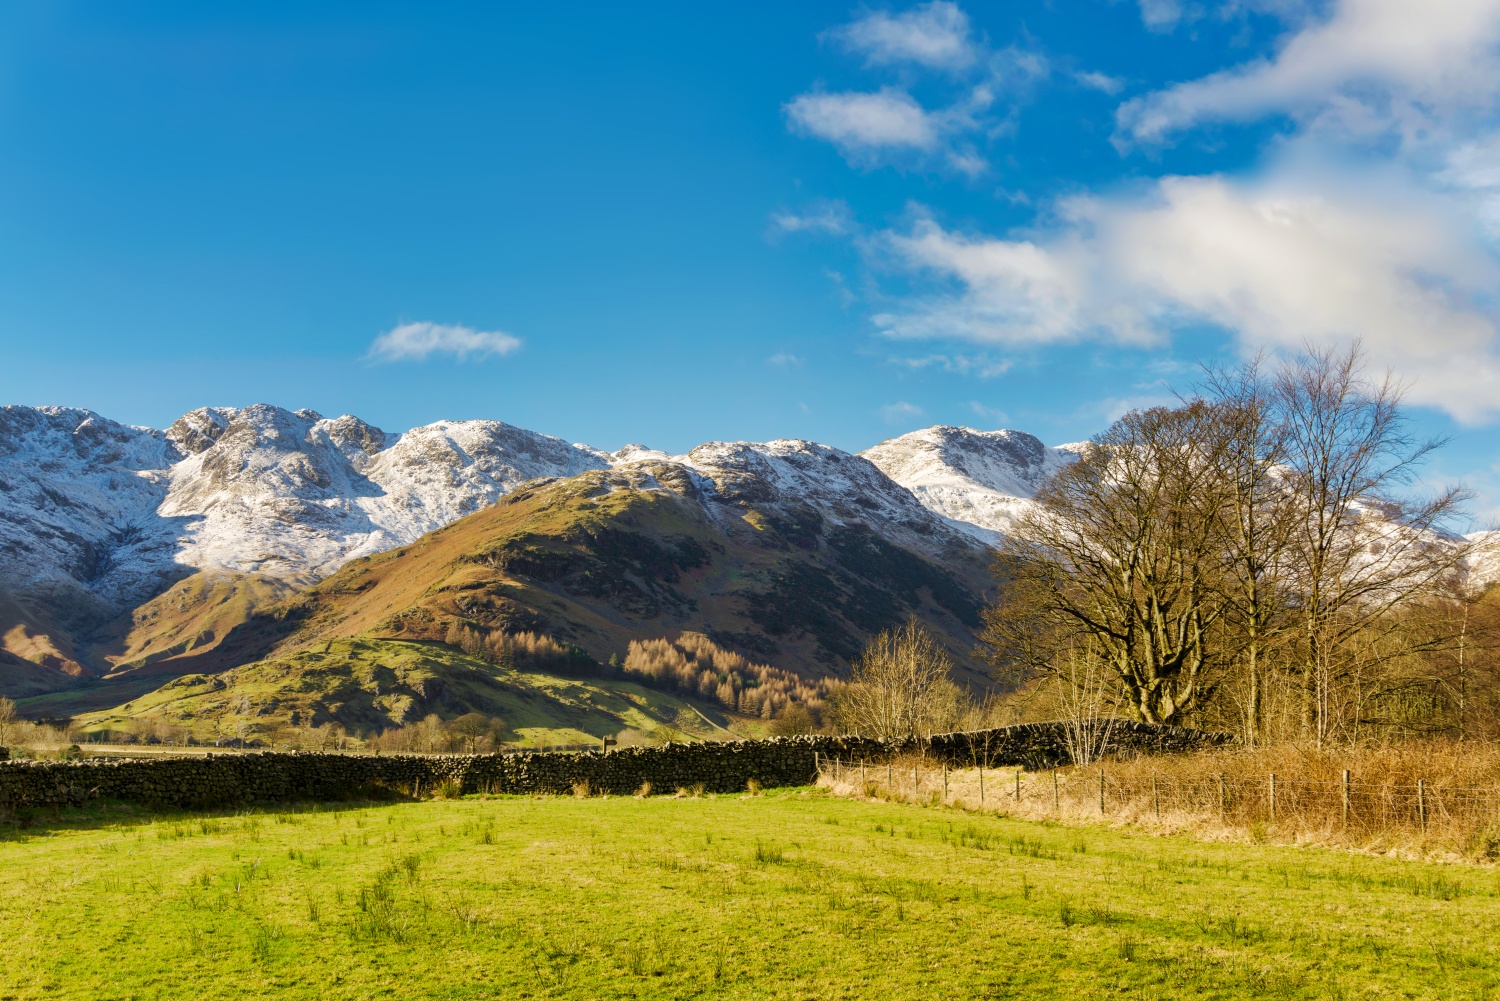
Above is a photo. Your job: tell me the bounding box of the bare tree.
[987,403,1233,726]
[1200,355,1298,745]
[831,620,965,739]
[1275,344,1470,745]
[0,697,15,749]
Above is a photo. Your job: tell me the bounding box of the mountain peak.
[862,423,1079,542]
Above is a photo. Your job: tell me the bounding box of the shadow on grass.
[0,790,420,841]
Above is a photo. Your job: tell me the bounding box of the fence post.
[980,763,985,805]
[861,759,866,789]
[814,751,819,777]
[1269,773,1276,823]
[887,762,892,791]
[914,762,919,795]
[1099,769,1106,815]
[943,762,948,799]
[1052,770,1060,812]
[1418,779,1427,833]
[1152,772,1160,817]
[1218,773,1227,818]
[1341,770,1350,828]
[1015,770,1022,801]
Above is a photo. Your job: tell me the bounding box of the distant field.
[3,792,1496,1000]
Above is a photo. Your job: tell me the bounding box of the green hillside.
[72,637,736,747]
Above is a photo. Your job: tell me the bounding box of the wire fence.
[813,754,1500,848]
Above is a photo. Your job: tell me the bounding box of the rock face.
[0,404,614,615]
[0,406,182,612]
[860,425,1084,543]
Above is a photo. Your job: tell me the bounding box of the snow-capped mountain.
[0,405,613,611]
[0,404,1066,624]
[860,426,1083,543]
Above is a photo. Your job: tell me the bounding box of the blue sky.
[5,1,1500,519]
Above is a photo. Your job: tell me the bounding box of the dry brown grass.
[817,740,1500,863]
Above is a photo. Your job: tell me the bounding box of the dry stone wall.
[0,722,1227,810]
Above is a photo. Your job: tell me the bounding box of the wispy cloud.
[1075,70,1124,95]
[785,88,940,153]
[893,353,1012,378]
[869,167,1500,422]
[368,321,522,362]
[767,352,805,368]
[968,401,1012,425]
[1137,0,1186,32]
[881,400,926,423]
[829,1,978,72]
[1117,0,1500,146]
[769,199,855,236]
[785,4,1052,175]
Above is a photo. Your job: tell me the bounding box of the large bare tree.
[985,402,1233,726]
[984,344,1473,744]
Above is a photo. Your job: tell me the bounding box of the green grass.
[3,791,1499,1000]
[67,637,731,747]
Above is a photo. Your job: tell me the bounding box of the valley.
[0,404,1070,744]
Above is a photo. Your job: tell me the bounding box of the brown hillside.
[268,465,996,684]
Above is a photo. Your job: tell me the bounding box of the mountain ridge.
[0,402,1073,703]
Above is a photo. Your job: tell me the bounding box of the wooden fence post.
[914,762,919,795]
[943,762,948,799]
[980,764,985,805]
[1052,770,1060,812]
[1099,769,1106,815]
[887,762,892,791]
[1015,770,1022,801]
[1269,773,1276,823]
[1152,772,1160,817]
[860,759,866,788]
[1418,779,1427,833]
[1341,770,1350,828]
[1218,773,1227,818]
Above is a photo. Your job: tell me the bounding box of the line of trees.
[623,632,837,721]
[983,345,1498,746]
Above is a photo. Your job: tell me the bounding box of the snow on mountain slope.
[860,426,1082,543]
[0,406,182,609]
[0,404,1043,637]
[672,438,971,557]
[160,407,612,579]
[0,405,613,613]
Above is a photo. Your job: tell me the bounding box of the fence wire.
[813,756,1500,839]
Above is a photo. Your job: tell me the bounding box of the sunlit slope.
[268,466,992,681]
[73,637,728,745]
[89,571,300,674]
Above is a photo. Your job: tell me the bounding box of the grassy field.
[3,791,1497,1000]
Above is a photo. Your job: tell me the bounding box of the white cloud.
[895,353,1013,377]
[769,199,854,236]
[786,9,1048,174]
[785,88,939,153]
[881,401,926,423]
[872,170,1500,422]
[1117,0,1500,145]
[830,1,977,72]
[767,352,805,368]
[368,321,522,362]
[1075,70,1124,95]
[1138,0,1186,32]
